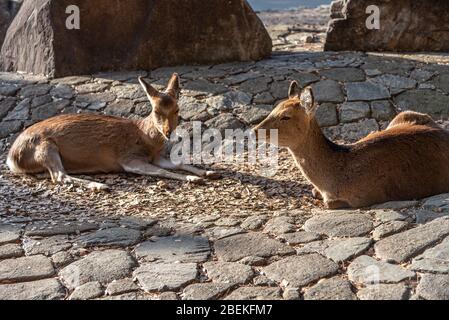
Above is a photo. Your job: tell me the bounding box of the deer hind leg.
[121,158,205,184]
[35,141,109,191]
[388,111,439,129]
[154,157,220,179]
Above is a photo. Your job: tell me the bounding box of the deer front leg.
[154,157,220,179]
[121,159,205,184]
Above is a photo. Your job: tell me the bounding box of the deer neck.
[289,119,343,191]
[136,116,167,149]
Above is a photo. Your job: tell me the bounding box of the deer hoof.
[88,182,110,192]
[186,176,206,185]
[204,171,221,180]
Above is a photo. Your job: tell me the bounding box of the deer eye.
[281,116,291,121]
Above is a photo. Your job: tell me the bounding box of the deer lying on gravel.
[7,74,217,190]
[254,81,449,209]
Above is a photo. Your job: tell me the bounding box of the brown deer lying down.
[254,81,449,209]
[7,74,217,191]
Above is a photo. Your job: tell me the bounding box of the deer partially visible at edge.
[7,73,218,190]
[254,81,449,209]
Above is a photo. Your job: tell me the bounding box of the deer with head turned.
[7,73,217,190]
[254,81,449,209]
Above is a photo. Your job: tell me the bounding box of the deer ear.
[166,73,180,99]
[138,77,160,99]
[288,81,301,99]
[300,86,316,115]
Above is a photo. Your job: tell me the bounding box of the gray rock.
[106,278,139,296]
[159,292,179,300]
[4,98,30,121]
[263,254,338,288]
[416,274,449,300]
[0,255,55,282]
[241,216,267,230]
[31,99,71,121]
[410,69,434,82]
[279,231,321,245]
[31,94,52,108]
[339,102,370,123]
[304,277,357,300]
[238,256,267,266]
[0,278,66,300]
[297,237,371,262]
[394,89,449,118]
[304,211,374,237]
[239,77,271,95]
[253,92,275,104]
[19,84,51,98]
[432,74,449,94]
[0,120,22,138]
[224,287,282,300]
[357,283,410,300]
[119,217,157,230]
[76,228,141,248]
[69,281,104,300]
[283,287,301,300]
[0,224,21,245]
[0,243,24,259]
[411,237,449,273]
[23,235,72,256]
[337,119,379,142]
[59,249,136,289]
[179,98,208,120]
[203,261,254,286]
[270,80,291,100]
[348,255,415,285]
[374,217,449,263]
[25,221,98,237]
[52,76,91,86]
[323,237,372,262]
[204,227,245,241]
[135,235,210,263]
[371,101,396,121]
[75,83,109,95]
[290,72,320,88]
[0,97,16,119]
[133,262,198,292]
[311,80,345,103]
[371,74,417,95]
[143,223,172,238]
[214,232,295,262]
[422,193,449,212]
[319,67,366,82]
[263,216,296,235]
[51,251,74,268]
[0,84,19,96]
[238,105,273,125]
[372,200,419,210]
[414,210,449,224]
[315,103,338,127]
[111,84,145,100]
[214,217,240,227]
[346,81,390,101]
[94,70,147,82]
[373,221,410,240]
[50,84,74,99]
[205,113,245,134]
[183,79,228,96]
[104,99,134,117]
[373,209,412,223]
[182,283,232,300]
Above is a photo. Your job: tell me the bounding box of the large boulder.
[0,0,21,46]
[325,0,449,52]
[0,0,271,77]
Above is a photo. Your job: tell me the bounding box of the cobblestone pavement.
[2,9,449,300]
